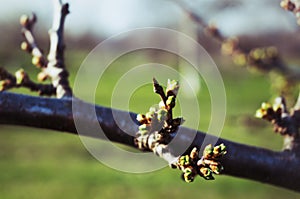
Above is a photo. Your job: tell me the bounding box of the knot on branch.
[172,144,227,183]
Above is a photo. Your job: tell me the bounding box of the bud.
[179,155,190,166]
[20,15,29,26]
[255,108,265,118]
[15,69,28,85]
[158,100,165,109]
[166,79,179,97]
[32,56,40,66]
[183,167,194,183]
[157,109,167,122]
[166,96,175,109]
[232,52,246,66]
[190,147,199,160]
[203,144,213,158]
[37,72,48,82]
[20,42,32,52]
[199,167,214,180]
[138,124,150,135]
[32,56,45,68]
[209,164,223,175]
[146,111,154,120]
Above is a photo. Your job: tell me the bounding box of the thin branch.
[0,92,299,192]
[256,97,300,152]
[46,0,72,98]
[174,1,300,82]
[0,68,56,96]
[19,0,72,98]
[20,13,48,68]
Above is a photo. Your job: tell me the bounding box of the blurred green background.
[1,46,300,198]
[1,0,300,198]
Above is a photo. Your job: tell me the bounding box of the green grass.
[0,50,299,198]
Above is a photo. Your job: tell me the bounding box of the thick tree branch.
[0,92,299,192]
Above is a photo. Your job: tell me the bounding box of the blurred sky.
[0,0,298,38]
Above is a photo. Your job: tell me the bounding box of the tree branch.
[19,0,72,98]
[174,1,300,83]
[0,92,299,192]
[46,0,72,98]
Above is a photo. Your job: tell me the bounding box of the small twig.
[20,13,48,69]
[256,97,300,153]
[18,0,72,98]
[0,67,56,96]
[153,78,167,105]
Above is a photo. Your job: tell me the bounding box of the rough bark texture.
[0,92,299,192]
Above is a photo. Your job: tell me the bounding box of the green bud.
[138,124,149,134]
[190,147,199,160]
[213,145,221,155]
[210,164,223,175]
[166,96,176,108]
[146,111,154,120]
[157,109,167,122]
[184,167,192,174]
[255,108,266,118]
[218,143,227,155]
[204,144,213,158]
[183,172,194,183]
[166,79,179,97]
[213,144,227,157]
[200,167,214,180]
[179,155,190,166]
[158,100,165,109]
[183,167,194,183]
[15,69,26,85]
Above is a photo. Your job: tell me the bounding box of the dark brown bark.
[0,92,299,192]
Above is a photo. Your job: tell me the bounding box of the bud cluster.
[134,79,183,151]
[255,97,298,136]
[174,144,227,183]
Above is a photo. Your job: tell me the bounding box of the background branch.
[46,0,72,98]
[174,1,300,84]
[0,92,299,192]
